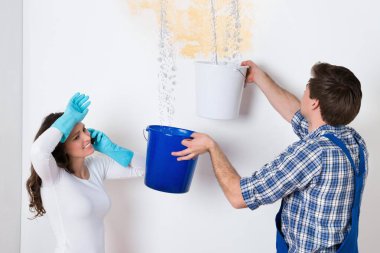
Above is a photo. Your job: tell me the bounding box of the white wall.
[21,0,380,252]
[0,0,22,252]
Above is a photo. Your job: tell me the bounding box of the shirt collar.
[307,124,345,139]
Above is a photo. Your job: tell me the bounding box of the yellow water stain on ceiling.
[127,0,253,60]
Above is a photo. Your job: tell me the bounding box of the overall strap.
[322,133,365,209]
[322,133,366,253]
[322,133,357,172]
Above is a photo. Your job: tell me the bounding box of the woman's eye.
[74,135,79,140]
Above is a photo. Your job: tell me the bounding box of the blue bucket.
[144,125,198,193]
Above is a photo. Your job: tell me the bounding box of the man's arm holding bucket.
[241,60,300,123]
[172,133,247,209]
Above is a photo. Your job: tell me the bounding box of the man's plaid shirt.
[240,110,368,252]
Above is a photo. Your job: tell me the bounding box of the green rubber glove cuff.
[105,145,134,167]
[88,128,134,167]
[51,114,78,143]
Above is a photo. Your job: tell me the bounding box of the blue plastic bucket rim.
[146,125,194,138]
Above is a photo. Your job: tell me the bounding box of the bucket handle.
[143,128,148,141]
[235,67,248,88]
[236,68,247,78]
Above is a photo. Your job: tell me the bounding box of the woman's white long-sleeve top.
[30,127,145,253]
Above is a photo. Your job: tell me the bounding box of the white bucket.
[195,61,248,120]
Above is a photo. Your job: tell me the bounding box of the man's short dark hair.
[308,62,362,126]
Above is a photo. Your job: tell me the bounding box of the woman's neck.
[69,158,89,179]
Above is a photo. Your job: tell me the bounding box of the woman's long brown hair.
[26,112,74,219]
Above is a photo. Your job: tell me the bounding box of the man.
[172,61,368,252]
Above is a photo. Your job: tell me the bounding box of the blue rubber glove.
[52,92,91,143]
[88,128,134,167]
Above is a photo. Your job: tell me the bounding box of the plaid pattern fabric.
[240,110,368,253]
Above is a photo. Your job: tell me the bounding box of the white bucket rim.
[195,60,249,70]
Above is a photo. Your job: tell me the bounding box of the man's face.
[300,84,313,118]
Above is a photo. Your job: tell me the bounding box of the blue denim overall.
[276,134,365,252]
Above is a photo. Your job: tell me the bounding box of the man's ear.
[311,99,320,110]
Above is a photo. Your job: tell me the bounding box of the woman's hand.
[52,92,91,142]
[64,92,91,123]
[87,128,134,167]
[87,128,115,153]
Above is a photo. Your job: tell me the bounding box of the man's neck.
[308,117,327,133]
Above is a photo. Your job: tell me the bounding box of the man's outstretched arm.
[172,133,247,209]
[242,60,300,123]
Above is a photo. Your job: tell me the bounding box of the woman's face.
[64,122,94,158]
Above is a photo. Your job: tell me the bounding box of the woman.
[26,92,145,253]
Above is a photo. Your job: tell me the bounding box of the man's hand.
[241,60,266,84]
[241,60,300,123]
[171,133,216,161]
[173,132,246,209]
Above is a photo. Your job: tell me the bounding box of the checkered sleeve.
[291,110,309,139]
[240,140,323,210]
